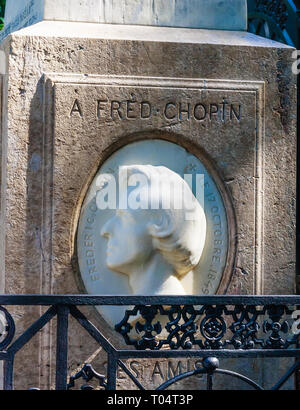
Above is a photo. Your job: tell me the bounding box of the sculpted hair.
[124,165,207,279]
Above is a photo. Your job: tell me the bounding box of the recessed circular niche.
[77,139,234,326]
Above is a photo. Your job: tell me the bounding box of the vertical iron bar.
[55,305,69,390]
[106,353,118,390]
[3,355,14,390]
[206,373,213,390]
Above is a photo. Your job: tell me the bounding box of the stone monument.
[1,0,247,41]
[0,0,296,389]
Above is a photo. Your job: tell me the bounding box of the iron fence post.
[3,354,14,390]
[55,305,69,390]
[106,353,118,390]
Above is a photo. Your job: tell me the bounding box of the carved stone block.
[0,22,296,389]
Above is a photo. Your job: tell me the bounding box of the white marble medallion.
[77,139,228,326]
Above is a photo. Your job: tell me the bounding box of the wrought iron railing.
[0,295,299,390]
[248,0,300,47]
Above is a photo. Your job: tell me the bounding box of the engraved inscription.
[70,97,242,123]
[70,99,83,117]
[103,359,204,384]
[202,181,225,294]
[0,0,38,42]
[82,198,100,282]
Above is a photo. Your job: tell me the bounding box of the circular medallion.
[77,139,232,326]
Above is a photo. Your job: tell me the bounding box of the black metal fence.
[0,295,299,390]
[248,0,300,46]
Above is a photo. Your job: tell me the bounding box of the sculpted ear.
[147,213,173,239]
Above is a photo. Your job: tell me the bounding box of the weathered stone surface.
[0,22,296,389]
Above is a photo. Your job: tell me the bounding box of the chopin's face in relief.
[101,209,153,274]
[99,164,207,295]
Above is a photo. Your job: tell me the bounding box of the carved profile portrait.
[100,165,206,295]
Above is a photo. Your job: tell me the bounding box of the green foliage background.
[0,0,5,30]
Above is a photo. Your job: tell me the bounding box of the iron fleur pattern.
[115,304,299,350]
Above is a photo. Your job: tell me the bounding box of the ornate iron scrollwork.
[67,364,107,390]
[0,295,298,390]
[228,305,263,349]
[248,0,292,44]
[254,0,288,30]
[263,305,291,349]
[200,306,226,349]
[115,303,299,350]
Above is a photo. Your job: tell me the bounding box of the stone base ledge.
[2,20,293,49]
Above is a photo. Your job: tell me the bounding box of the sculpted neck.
[128,253,187,295]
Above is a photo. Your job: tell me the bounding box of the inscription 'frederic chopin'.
[70,97,242,123]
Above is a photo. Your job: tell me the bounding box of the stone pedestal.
[2,0,247,41]
[0,10,296,390]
